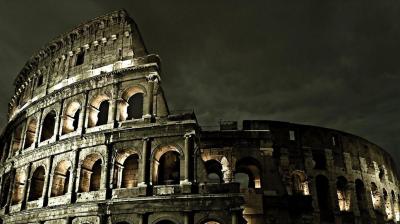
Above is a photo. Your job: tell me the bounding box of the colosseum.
[0,9,399,224]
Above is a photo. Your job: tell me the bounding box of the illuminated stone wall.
[0,9,399,224]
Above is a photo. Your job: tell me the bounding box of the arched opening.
[205,160,223,183]
[336,176,350,211]
[127,93,144,120]
[62,101,81,135]
[11,124,24,154]
[157,151,180,185]
[202,222,221,224]
[40,111,56,142]
[121,154,139,188]
[28,166,45,201]
[116,222,130,224]
[24,119,37,149]
[291,171,309,195]
[234,157,261,189]
[11,170,26,205]
[316,175,333,222]
[119,86,145,121]
[371,182,381,209]
[51,160,71,197]
[97,101,109,126]
[88,95,110,128]
[79,154,102,192]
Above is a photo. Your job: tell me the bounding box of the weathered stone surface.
[0,9,399,224]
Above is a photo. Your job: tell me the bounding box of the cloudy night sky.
[0,1,399,165]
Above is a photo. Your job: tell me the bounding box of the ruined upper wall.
[9,9,152,120]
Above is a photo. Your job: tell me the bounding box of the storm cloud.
[0,0,399,164]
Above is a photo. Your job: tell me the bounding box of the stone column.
[43,157,53,206]
[349,181,360,216]
[67,167,74,194]
[182,133,193,185]
[143,73,160,120]
[114,163,124,188]
[75,163,82,193]
[47,174,54,199]
[108,99,117,125]
[138,138,150,188]
[81,91,89,134]
[21,164,31,209]
[34,109,43,147]
[101,163,108,190]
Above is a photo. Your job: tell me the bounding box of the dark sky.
[0,1,399,164]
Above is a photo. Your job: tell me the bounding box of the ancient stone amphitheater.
[0,9,399,224]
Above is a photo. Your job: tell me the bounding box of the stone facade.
[0,9,399,224]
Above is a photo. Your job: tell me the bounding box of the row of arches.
[4,145,186,208]
[315,175,400,222]
[204,157,262,190]
[3,89,145,160]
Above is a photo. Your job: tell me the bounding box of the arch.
[371,182,381,209]
[121,154,139,188]
[316,175,333,222]
[127,93,144,120]
[291,170,309,195]
[234,157,262,189]
[157,151,180,185]
[88,94,110,127]
[40,110,56,142]
[336,176,350,211]
[24,118,37,149]
[28,166,46,201]
[79,153,103,192]
[51,160,72,197]
[62,101,81,134]
[119,86,146,121]
[152,145,182,185]
[205,159,223,183]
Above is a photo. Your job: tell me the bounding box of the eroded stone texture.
[0,9,399,224]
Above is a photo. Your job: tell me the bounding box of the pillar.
[20,164,31,209]
[138,138,150,187]
[81,91,89,134]
[182,133,193,185]
[47,174,54,198]
[143,73,160,120]
[114,163,124,188]
[101,163,108,190]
